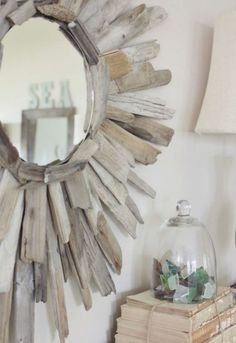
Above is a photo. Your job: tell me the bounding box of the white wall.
[4,0,236,342]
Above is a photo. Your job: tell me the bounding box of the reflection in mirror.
[0,18,87,165]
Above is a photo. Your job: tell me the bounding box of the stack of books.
[115,288,236,343]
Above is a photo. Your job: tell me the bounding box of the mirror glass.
[0,18,88,165]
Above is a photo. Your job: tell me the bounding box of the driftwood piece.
[89,157,128,205]
[84,0,129,36]
[106,105,135,123]
[44,159,87,183]
[21,184,47,264]
[108,93,175,119]
[48,182,71,244]
[79,209,116,296]
[0,189,24,293]
[128,169,156,199]
[65,244,92,311]
[18,162,45,182]
[87,165,137,238]
[125,195,144,224]
[97,5,167,52]
[34,260,47,303]
[89,58,110,135]
[0,170,21,241]
[57,238,69,283]
[78,0,107,22]
[104,50,132,81]
[64,169,92,209]
[70,138,98,162]
[101,120,161,165]
[0,0,17,41]
[85,186,122,274]
[60,20,99,65]
[122,40,160,64]
[0,290,12,343]
[10,257,35,343]
[47,213,69,343]
[93,131,130,183]
[37,0,83,22]
[7,0,36,25]
[83,58,94,133]
[0,122,19,176]
[118,117,175,146]
[110,63,172,94]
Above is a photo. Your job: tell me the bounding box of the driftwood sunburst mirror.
[0,0,175,342]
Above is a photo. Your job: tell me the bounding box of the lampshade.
[195,10,236,134]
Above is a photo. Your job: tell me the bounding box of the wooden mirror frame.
[0,1,175,342]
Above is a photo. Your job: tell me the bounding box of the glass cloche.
[152,200,217,304]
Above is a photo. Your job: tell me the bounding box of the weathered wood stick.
[10,257,35,343]
[37,0,83,22]
[0,189,24,293]
[84,0,129,36]
[117,117,175,146]
[78,0,107,22]
[93,131,130,183]
[83,58,93,133]
[110,63,172,94]
[0,170,21,241]
[7,0,36,25]
[0,0,17,40]
[87,165,137,238]
[48,182,71,244]
[97,5,167,53]
[101,120,161,165]
[121,40,160,64]
[64,169,92,209]
[104,50,132,81]
[44,159,87,183]
[125,195,144,224]
[34,260,47,303]
[65,244,92,311]
[89,57,110,135]
[47,213,69,342]
[89,157,128,205]
[0,289,12,343]
[69,138,98,163]
[18,161,45,183]
[79,209,116,296]
[106,105,135,123]
[128,169,156,199]
[57,237,69,283]
[60,20,99,65]
[21,184,47,264]
[108,92,175,119]
[0,122,19,176]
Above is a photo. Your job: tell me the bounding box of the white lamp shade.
[195,11,236,134]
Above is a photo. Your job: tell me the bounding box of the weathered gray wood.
[34,260,47,303]
[106,105,135,123]
[128,169,156,199]
[0,0,17,40]
[87,165,137,238]
[69,138,98,162]
[44,159,87,183]
[89,157,128,205]
[89,57,110,135]
[125,195,144,224]
[118,117,175,146]
[122,40,160,64]
[101,120,161,165]
[0,290,12,343]
[93,131,130,183]
[64,169,92,209]
[0,189,24,293]
[7,0,36,25]
[97,5,167,53]
[110,63,172,94]
[85,186,122,274]
[83,58,94,133]
[48,182,71,244]
[57,238,69,283]
[21,184,47,264]
[79,209,116,296]
[84,0,129,36]
[37,0,83,22]
[18,162,45,182]
[60,20,99,65]
[10,257,35,343]
[0,122,19,178]
[0,170,21,241]
[104,51,132,81]
[47,213,69,343]
[108,93,175,119]
[78,0,107,23]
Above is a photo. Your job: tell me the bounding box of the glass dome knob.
[176,200,191,216]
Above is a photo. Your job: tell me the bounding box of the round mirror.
[0,17,88,165]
